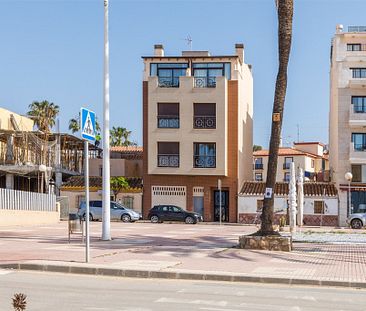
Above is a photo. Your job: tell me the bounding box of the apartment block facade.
[142,44,253,222]
[253,142,329,183]
[329,25,366,225]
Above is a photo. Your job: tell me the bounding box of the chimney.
[154,44,164,57]
[235,43,244,64]
[336,24,343,34]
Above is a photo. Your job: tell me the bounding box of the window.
[157,103,179,128]
[254,158,263,170]
[157,142,179,167]
[193,103,216,129]
[256,200,264,212]
[314,201,324,214]
[352,133,366,151]
[150,63,188,87]
[193,143,216,168]
[347,43,361,51]
[352,165,362,183]
[99,165,103,177]
[255,173,263,181]
[352,68,366,78]
[284,172,290,182]
[352,96,366,113]
[122,196,134,209]
[311,159,315,168]
[193,63,231,87]
[283,157,293,169]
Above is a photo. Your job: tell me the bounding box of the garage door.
[151,186,186,210]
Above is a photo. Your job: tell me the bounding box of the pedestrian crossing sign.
[80,107,96,142]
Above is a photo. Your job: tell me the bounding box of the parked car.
[78,200,141,222]
[346,213,366,229]
[147,205,203,224]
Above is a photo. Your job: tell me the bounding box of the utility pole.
[102,0,111,241]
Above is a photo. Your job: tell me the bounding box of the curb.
[1,262,366,289]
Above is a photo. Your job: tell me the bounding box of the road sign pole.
[84,140,90,263]
[102,0,111,241]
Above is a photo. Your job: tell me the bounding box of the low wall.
[0,210,60,227]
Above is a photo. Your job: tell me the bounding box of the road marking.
[0,269,13,275]
[199,308,243,311]
[155,297,227,307]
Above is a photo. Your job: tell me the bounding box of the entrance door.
[193,197,204,216]
[213,190,229,222]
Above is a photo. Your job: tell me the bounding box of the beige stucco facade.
[329,25,366,225]
[0,107,34,131]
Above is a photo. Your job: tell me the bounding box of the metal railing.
[353,143,366,151]
[194,76,216,88]
[157,116,180,128]
[0,188,56,211]
[193,116,216,129]
[283,163,291,170]
[254,163,264,170]
[352,103,366,113]
[158,77,179,88]
[348,26,366,32]
[194,155,216,168]
[158,154,179,167]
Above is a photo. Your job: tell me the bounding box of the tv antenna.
[184,35,193,50]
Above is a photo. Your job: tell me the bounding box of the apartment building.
[253,142,329,182]
[329,25,366,225]
[142,44,253,222]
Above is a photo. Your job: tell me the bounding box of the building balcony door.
[213,190,229,222]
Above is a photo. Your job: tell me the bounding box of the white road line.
[155,297,227,307]
[199,308,243,311]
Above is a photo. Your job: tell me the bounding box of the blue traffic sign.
[80,107,96,142]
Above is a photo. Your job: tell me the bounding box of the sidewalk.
[0,222,365,288]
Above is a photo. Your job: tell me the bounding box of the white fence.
[0,188,56,212]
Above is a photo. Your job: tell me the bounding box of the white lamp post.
[345,172,353,216]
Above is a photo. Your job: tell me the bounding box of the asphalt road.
[0,270,365,311]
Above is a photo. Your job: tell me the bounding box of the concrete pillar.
[6,173,14,189]
[55,172,62,196]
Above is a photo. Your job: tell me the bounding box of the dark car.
[148,205,203,224]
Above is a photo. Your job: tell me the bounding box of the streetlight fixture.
[345,172,353,216]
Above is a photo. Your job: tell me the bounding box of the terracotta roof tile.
[240,181,338,197]
[110,146,142,159]
[62,176,142,190]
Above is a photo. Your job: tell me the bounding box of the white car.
[78,200,141,222]
[346,213,366,229]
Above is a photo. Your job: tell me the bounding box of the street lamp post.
[345,172,353,216]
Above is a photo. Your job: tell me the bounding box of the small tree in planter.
[110,177,129,200]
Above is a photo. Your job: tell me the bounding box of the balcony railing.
[157,116,179,128]
[283,163,291,170]
[193,116,216,129]
[158,77,179,88]
[254,163,264,170]
[353,143,366,151]
[194,155,216,168]
[348,26,366,32]
[158,154,179,167]
[194,76,216,88]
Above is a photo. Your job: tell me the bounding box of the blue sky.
[0,0,365,148]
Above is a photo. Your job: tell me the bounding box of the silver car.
[346,213,366,229]
[78,200,140,222]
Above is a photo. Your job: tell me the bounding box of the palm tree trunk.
[259,0,293,235]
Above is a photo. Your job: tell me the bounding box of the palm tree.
[110,126,136,147]
[27,100,59,133]
[259,0,293,235]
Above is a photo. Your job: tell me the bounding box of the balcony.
[349,143,366,164]
[193,116,216,129]
[158,77,179,88]
[157,154,179,167]
[349,105,366,127]
[254,163,264,170]
[194,76,216,88]
[194,155,216,168]
[157,116,179,128]
[283,163,291,170]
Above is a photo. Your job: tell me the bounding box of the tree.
[110,176,129,198]
[259,0,293,236]
[253,145,263,152]
[27,100,59,133]
[110,126,136,147]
